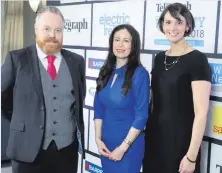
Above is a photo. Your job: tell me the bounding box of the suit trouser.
[11,139,79,173]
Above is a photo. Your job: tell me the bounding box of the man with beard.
[1,6,86,173]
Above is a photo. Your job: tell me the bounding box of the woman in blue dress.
[93,24,150,173]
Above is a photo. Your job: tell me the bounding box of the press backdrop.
[47,1,222,173]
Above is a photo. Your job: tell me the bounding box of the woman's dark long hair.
[96,24,141,96]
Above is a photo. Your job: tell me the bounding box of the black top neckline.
[164,49,197,58]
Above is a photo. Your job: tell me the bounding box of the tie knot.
[46,55,56,63]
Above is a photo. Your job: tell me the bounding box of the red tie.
[46,55,56,80]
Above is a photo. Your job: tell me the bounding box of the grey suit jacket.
[1,44,86,162]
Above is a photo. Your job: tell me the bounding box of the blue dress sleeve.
[131,67,150,130]
[93,93,105,120]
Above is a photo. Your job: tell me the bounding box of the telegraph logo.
[64,18,88,32]
[88,58,105,70]
[212,105,222,135]
[85,161,103,173]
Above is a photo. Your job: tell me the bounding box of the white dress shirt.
[36,44,62,73]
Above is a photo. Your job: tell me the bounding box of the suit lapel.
[26,45,44,101]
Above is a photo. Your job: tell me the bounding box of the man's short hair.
[35,6,65,24]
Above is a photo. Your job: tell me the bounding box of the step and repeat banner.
[48,0,222,172]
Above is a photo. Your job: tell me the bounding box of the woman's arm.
[186,80,211,161]
[94,119,102,142]
[120,68,150,151]
[93,93,111,157]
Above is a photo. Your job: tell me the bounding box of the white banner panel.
[205,101,222,140]
[210,144,222,173]
[64,48,85,58]
[88,110,99,155]
[140,54,153,80]
[201,141,209,173]
[57,5,91,46]
[208,58,222,97]
[83,153,102,173]
[218,1,222,53]
[86,50,108,78]
[85,79,97,107]
[92,0,144,47]
[144,0,217,53]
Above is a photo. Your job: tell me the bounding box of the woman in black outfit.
[143,3,211,173]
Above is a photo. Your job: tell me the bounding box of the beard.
[37,37,62,55]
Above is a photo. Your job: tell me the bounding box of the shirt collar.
[36,44,62,60]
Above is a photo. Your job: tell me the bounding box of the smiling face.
[112,29,132,59]
[163,11,189,43]
[35,12,64,55]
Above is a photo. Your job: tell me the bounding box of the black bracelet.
[186,156,196,163]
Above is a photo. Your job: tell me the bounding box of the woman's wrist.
[186,152,197,163]
[119,142,129,152]
[186,155,196,163]
[95,137,101,143]
[119,138,132,152]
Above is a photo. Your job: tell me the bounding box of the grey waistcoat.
[39,57,76,150]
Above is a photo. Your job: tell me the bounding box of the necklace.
[164,56,181,71]
[164,46,187,71]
